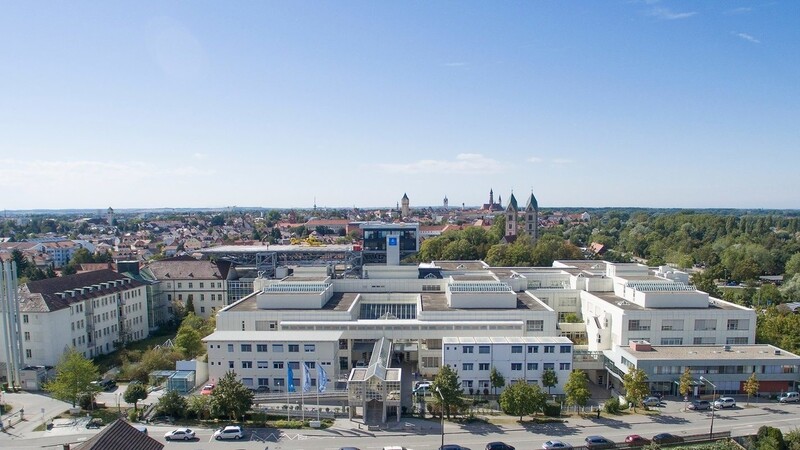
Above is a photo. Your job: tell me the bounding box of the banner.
[317,364,329,393]
[287,365,296,392]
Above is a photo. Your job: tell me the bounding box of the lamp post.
[699,376,716,440]
[116,392,121,416]
[435,387,444,450]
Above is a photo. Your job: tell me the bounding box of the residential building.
[141,256,228,319]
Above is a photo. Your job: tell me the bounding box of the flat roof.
[420,292,549,312]
[204,330,343,342]
[200,244,354,254]
[590,292,741,311]
[225,292,360,312]
[451,274,498,281]
[433,261,488,271]
[621,344,800,361]
[282,275,330,282]
[443,336,571,344]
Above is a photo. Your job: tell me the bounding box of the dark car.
[624,435,650,447]
[585,435,615,449]
[85,418,103,429]
[688,400,711,411]
[652,433,684,445]
[486,442,514,450]
[440,446,469,450]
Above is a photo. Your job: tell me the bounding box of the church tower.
[401,193,410,218]
[505,193,519,238]
[524,191,539,242]
[443,195,449,209]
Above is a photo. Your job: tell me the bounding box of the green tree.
[123,383,148,411]
[185,296,195,316]
[786,253,800,278]
[564,370,591,410]
[542,368,558,396]
[432,364,465,419]
[499,380,546,421]
[187,394,212,420]
[679,367,693,411]
[210,371,254,421]
[623,368,650,412]
[156,388,188,419]
[562,313,582,323]
[489,367,505,396]
[44,348,100,407]
[744,372,760,406]
[175,327,204,359]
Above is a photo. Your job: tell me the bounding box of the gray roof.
[143,256,223,280]
[20,270,142,313]
[75,419,163,450]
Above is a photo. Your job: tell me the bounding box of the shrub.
[543,401,561,417]
[604,397,621,414]
[272,419,305,429]
[127,409,138,422]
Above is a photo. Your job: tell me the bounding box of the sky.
[1,1,798,211]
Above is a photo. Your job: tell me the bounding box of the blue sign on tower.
[388,237,398,246]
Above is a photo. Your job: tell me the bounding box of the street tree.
[542,368,559,396]
[564,370,591,410]
[188,394,212,420]
[489,367,505,396]
[623,368,650,412]
[432,364,465,419]
[175,327,204,359]
[679,367,693,411]
[44,348,100,407]
[744,372,760,406]
[210,371,254,421]
[156,388,188,419]
[499,380,546,421]
[124,383,148,411]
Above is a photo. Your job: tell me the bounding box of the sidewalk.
[0,391,72,440]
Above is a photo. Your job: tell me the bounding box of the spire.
[525,191,538,211]
[402,193,409,201]
[506,193,518,212]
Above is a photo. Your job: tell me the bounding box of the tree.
[185,296,195,317]
[623,368,650,412]
[679,367,693,411]
[563,313,582,323]
[489,367,505,396]
[188,394,212,420]
[124,383,148,411]
[432,364,466,419]
[564,370,591,410]
[542,368,558,396]
[44,348,100,407]
[499,380,546,421]
[744,372,760,406]
[786,252,800,278]
[210,371,254,421]
[156,388,188,419]
[175,327,204,359]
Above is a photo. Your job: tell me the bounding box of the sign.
[388,237,398,246]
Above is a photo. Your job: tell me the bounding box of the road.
[3,397,800,449]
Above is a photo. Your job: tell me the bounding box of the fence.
[568,431,732,449]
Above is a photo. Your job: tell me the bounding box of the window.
[274,378,285,387]
[200,294,205,301]
[694,319,717,331]
[200,282,205,288]
[693,337,715,345]
[228,361,234,369]
[560,363,571,370]
[544,346,555,353]
[462,363,474,371]
[478,346,490,354]
[227,344,234,352]
[272,344,284,352]
[661,338,683,345]
[177,282,182,288]
[273,362,284,369]
[628,319,651,331]
[726,337,748,345]
[462,380,473,388]
[258,378,269,387]
[257,344,268,352]
[511,363,522,371]
[479,363,490,371]
[661,319,684,331]
[304,344,315,352]
[24,331,30,341]
[257,361,269,369]
[242,361,252,369]
[288,344,299,352]
[23,314,29,324]
[26,349,32,358]
[241,344,252,352]
[727,319,749,331]
[288,361,300,370]
[526,320,544,332]
[511,345,523,354]
[560,345,571,353]
[543,363,555,370]
[188,282,193,289]
[528,345,539,353]
[306,361,316,369]
[527,362,539,371]
[462,346,474,354]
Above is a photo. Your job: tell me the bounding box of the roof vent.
[775,349,782,355]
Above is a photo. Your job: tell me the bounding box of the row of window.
[632,337,750,346]
[653,365,799,375]
[457,345,571,354]
[628,319,750,332]
[458,362,570,371]
[213,360,332,370]
[168,281,223,289]
[222,343,316,353]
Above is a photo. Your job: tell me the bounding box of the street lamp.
[699,376,716,440]
[435,387,444,450]
[116,392,121,416]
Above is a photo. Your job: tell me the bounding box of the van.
[779,392,799,403]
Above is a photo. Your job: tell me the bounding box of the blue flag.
[317,363,329,393]
[302,362,312,393]
[287,365,296,393]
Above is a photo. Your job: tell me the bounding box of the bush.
[543,402,561,417]
[604,397,621,414]
[272,419,306,429]
[128,409,138,422]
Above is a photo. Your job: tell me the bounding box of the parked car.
[164,428,195,441]
[714,397,736,409]
[542,441,573,449]
[439,445,469,450]
[201,384,215,395]
[413,382,432,393]
[133,425,148,435]
[249,385,270,393]
[339,447,361,450]
[688,400,711,411]
[584,435,615,449]
[486,442,515,450]
[652,433,683,445]
[85,418,103,429]
[779,392,799,403]
[643,396,661,407]
[213,425,243,440]
[624,435,650,446]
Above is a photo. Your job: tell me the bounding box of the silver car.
[213,425,243,440]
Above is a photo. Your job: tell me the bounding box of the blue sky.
[1,1,798,210]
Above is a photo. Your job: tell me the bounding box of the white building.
[442,336,573,395]
[17,270,149,367]
[141,256,228,319]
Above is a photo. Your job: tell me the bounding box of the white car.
[542,441,573,449]
[779,392,799,403]
[713,397,736,409]
[164,428,195,441]
[213,425,243,440]
[413,382,431,393]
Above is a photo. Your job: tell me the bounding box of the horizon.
[1,2,798,210]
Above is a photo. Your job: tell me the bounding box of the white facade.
[141,258,228,319]
[442,337,573,395]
